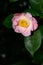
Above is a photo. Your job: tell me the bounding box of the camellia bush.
[1,0,43,65]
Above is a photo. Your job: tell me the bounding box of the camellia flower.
[12,12,38,37]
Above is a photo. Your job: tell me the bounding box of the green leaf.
[41,63,43,65]
[3,14,13,28]
[24,29,41,56]
[12,60,28,65]
[9,0,18,3]
[29,0,41,12]
[29,0,43,17]
[34,44,43,63]
[39,26,43,39]
[39,0,43,14]
[24,8,39,16]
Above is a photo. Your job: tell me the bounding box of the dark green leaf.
[12,60,28,65]
[24,29,41,56]
[39,26,43,39]
[3,14,13,28]
[29,0,43,17]
[34,50,43,63]
[9,0,18,2]
[24,8,39,16]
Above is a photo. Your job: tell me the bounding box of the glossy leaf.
[24,29,41,56]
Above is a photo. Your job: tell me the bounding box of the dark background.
[0,0,43,65]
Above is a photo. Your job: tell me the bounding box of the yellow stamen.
[18,19,29,27]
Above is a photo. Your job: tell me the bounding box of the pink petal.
[14,26,26,33]
[22,30,31,36]
[12,13,22,24]
[25,12,32,19]
[13,20,17,25]
[21,24,32,36]
[12,13,25,25]
[28,20,33,31]
[14,26,20,33]
[32,17,38,30]
[14,13,22,16]
[12,16,18,25]
[21,20,33,36]
[13,13,25,19]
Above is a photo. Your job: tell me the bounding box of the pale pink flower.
[12,12,38,37]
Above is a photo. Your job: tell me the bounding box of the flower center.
[18,19,29,27]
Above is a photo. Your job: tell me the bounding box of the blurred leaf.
[3,14,13,28]
[9,0,18,2]
[34,49,43,63]
[24,8,39,16]
[29,0,40,12]
[41,63,43,65]
[29,0,43,17]
[33,26,43,63]
[12,60,29,65]
[24,29,41,56]
[39,0,43,13]
[39,26,43,39]
[15,62,25,65]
